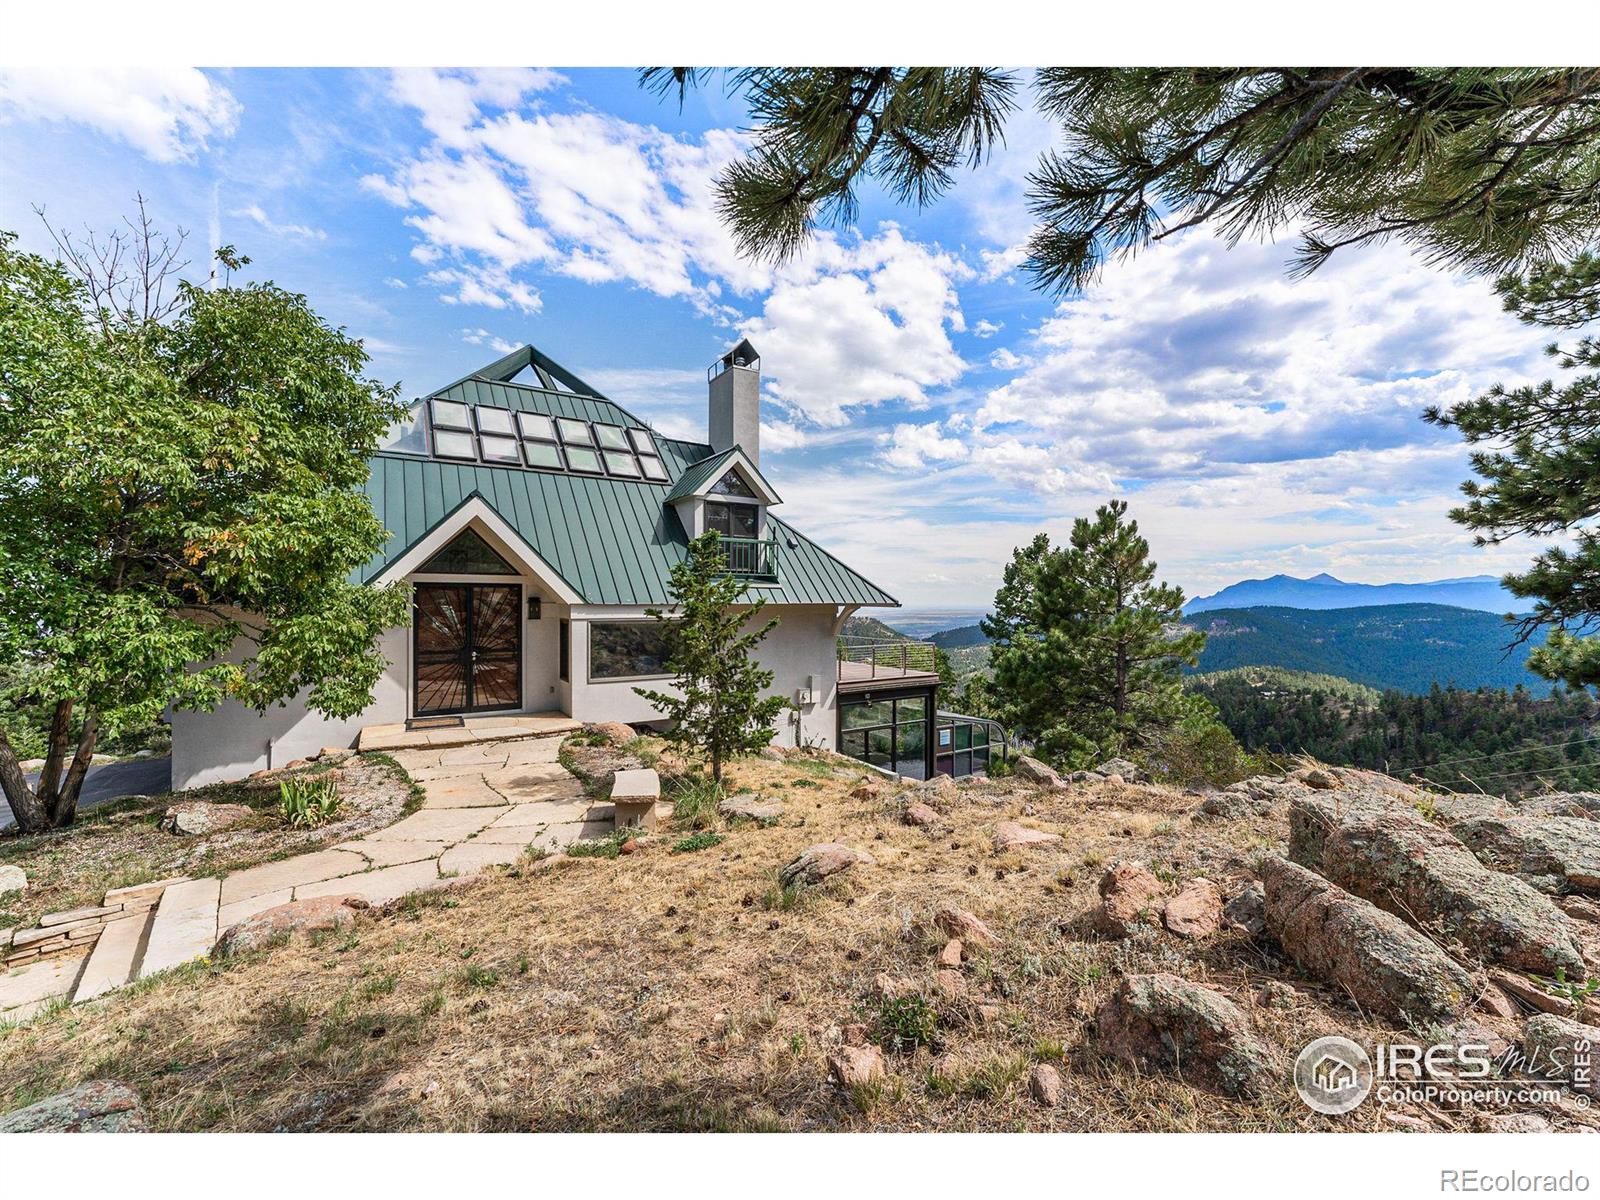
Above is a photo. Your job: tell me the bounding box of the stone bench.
[610,769,662,832]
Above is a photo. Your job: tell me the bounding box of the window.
[706,501,759,539]
[565,445,603,474]
[559,619,570,682]
[638,455,669,481]
[419,528,517,575]
[379,409,428,455]
[712,468,758,498]
[475,406,515,436]
[432,430,477,460]
[523,441,564,469]
[557,418,592,444]
[479,435,520,463]
[589,621,675,680]
[594,424,630,451]
[517,412,556,441]
[430,399,472,429]
[838,691,933,779]
[628,428,657,455]
[604,451,640,477]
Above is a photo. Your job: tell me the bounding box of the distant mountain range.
[1185,572,1521,614]
[908,603,1550,695]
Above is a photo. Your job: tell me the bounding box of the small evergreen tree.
[989,502,1205,767]
[635,532,793,782]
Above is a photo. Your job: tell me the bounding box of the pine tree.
[634,532,793,782]
[990,502,1204,767]
[1427,253,1600,689]
[645,68,1600,294]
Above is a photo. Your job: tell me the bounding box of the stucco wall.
[171,572,571,790]
[170,595,842,788]
[567,604,839,750]
[170,625,411,789]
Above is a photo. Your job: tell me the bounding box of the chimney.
[708,338,760,464]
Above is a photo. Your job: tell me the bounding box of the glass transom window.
[712,468,758,498]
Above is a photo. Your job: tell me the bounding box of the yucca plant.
[279,776,341,828]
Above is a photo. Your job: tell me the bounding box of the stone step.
[138,877,221,979]
[72,907,155,1003]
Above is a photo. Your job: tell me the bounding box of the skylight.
[424,400,670,483]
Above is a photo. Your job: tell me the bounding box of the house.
[169,339,959,789]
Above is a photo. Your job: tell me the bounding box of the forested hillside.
[1185,604,1549,693]
[1191,666,1600,795]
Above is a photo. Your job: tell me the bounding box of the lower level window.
[839,692,932,779]
[589,621,675,680]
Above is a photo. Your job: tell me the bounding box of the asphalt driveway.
[2,756,171,830]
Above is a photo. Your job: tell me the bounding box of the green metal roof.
[359,349,897,607]
[663,444,782,505]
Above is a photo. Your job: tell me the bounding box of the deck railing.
[719,535,779,579]
[836,635,938,678]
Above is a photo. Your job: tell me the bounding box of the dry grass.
[0,755,417,932]
[0,745,1584,1132]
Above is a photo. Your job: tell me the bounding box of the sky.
[0,66,1565,609]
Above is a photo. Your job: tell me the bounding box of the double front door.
[413,583,522,715]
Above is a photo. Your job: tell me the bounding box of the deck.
[837,659,942,694]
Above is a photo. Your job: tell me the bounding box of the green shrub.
[875,993,938,1052]
[278,777,341,827]
[672,830,725,854]
[566,827,638,858]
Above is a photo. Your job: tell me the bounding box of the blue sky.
[0,66,1562,608]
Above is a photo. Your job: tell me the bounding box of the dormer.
[666,445,783,578]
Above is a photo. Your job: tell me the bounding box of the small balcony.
[720,535,779,580]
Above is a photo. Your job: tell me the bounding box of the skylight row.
[428,400,669,482]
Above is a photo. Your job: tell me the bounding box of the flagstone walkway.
[1,730,616,1022]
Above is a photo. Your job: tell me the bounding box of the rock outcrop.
[993,820,1061,852]
[719,793,784,825]
[827,1044,886,1088]
[161,801,251,837]
[1312,808,1587,979]
[1452,815,1600,894]
[1012,756,1064,788]
[1095,861,1164,938]
[1522,1014,1600,1097]
[1261,855,1477,1029]
[1095,972,1276,1098]
[1163,878,1223,939]
[213,895,363,959]
[778,844,875,889]
[0,1081,147,1132]
[1223,882,1266,936]
[933,906,1000,948]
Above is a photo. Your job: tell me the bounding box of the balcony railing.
[837,636,938,679]
[720,535,779,580]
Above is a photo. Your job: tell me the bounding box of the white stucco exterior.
[169,513,847,789]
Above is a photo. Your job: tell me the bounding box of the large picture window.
[838,690,933,780]
[589,621,676,680]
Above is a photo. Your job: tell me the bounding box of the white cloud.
[368,81,974,427]
[231,204,325,241]
[743,226,971,426]
[988,346,1024,370]
[973,319,1003,338]
[975,230,1548,484]
[883,421,968,470]
[461,327,518,354]
[0,67,238,162]
[384,277,408,289]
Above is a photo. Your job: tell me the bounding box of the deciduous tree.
[0,214,409,831]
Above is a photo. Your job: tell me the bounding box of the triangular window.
[711,468,758,499]
[419,528,517,575]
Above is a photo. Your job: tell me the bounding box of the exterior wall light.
[527,596,542,620]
